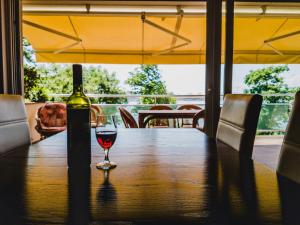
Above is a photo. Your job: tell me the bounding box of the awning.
[22,2,300,64]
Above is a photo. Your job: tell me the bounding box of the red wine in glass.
[95,115,117,170]
[96,130,117,149]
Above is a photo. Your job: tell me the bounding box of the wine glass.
[95,115,117,170]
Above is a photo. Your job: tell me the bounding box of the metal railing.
[49,93,205,107]
[48,93,294,133]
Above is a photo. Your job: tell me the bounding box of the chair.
[91,105,104,128]
[0,95,31,154]
[119,107,138,128]
[177,104,202,127]
[146,105,174,128]
[177,104,202,110]
[216,94,263,158]
[277,91,300,184]
[192,109,205,132]
[35,103,67,139]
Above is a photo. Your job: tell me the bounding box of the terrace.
[19,1,298,143]
[19,1,300,168]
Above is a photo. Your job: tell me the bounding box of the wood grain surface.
[0,128,299,225]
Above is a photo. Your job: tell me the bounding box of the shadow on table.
[0,146,30,225]
[97,170,117,206]
[67,167,91,225]
[278,174,300,225]
[212,144,259,225]
[204,141,282,225]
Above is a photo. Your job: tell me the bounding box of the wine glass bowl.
[95,115,117,170]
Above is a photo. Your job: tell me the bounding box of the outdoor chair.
[216,94,263,158]
[146,105,174,128]
[0,94,31,154]
[177,104,203,128]
[277,91,300,184]
[91,105,104,128]
[119,107,138,128]
[35,103,67,139]
[192,109,205,132]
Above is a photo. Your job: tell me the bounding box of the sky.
[100,64,300,95]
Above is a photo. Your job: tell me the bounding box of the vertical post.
[0,0,23,95]
[15,0,24,95]
[0,0,6,93]
[224,0,234,95]
[205,0,222,138]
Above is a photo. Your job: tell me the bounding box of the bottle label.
[67,108,91,167]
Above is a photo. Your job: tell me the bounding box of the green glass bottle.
[67,64,91,168]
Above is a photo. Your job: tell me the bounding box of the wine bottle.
[67,64,91,168]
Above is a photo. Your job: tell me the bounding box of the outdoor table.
[0,128,299,225]
[138,109,202,128]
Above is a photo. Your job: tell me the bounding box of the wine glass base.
[96,161,117,170]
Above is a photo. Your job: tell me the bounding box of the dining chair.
[192,109,205,132]
[91,105,104,128]
[216,94,263,158]
[177,104,202,110]
[35,103,67,139]
[277,91,300,184]
[146,105,174,128]
[119,107,138,128]
[0,94,31,154]
[177,104,203,128]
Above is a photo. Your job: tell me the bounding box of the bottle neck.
[73,64,83,94]
[73,84,83,94]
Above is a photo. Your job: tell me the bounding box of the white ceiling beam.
[22,1,206,6]
[23,20,82,54]
[23,20,82,42]
[170,7,184,50]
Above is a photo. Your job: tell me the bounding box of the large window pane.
[233,2,300,134]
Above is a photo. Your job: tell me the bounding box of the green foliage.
[23,38,35,66]
[289,86,300,94]
[24,66,48,102]
[126,65,175,104]
[38,64,73,102]
[23,38,126,104]
[243,65,291,134]
[37,64,126,105]
[244,65,290,103]
[23,38,48,102]
[83,65,126,104]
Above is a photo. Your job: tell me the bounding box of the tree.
[83,65,126,104]
[244,65,290,103]
[23,39,126,105]
[243,65,291,134]
[126,65,174,104]
[23,38,48,102]
[38,64,126,105]
[38,64,73,101]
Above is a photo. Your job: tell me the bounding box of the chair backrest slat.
[216,94,262,157]
[192,109,205,131]
[119,107,138,128]
[177,104,202,110]
[0,95,31,154]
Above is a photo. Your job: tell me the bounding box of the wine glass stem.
[104,149,109,162]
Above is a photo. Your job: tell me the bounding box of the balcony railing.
[49,94,205,106]
[49,93,293,134]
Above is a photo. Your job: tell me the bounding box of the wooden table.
[0,128,299,225]
[138,110,201,128]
